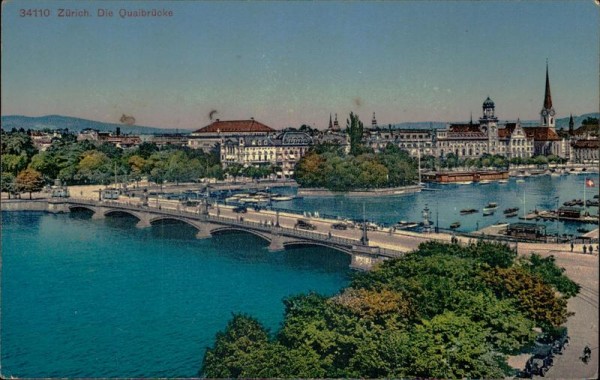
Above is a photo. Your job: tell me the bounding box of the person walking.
[570,242,574,252]
[589,245,594,254]
[583,245,587,254]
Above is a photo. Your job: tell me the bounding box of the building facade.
[220,131,313,178]
[188,118,276,152]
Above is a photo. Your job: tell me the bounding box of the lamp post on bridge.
[361,202,369,245]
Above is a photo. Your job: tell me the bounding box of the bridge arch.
[148,215,202,231]
[69,205,97,214]
[283,240,353,255]
[104,209,142,221]
[210,226,272,244]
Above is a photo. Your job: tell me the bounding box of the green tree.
[1,153,29,175]
[29,152,60,181]
[1,172,16,198]
[408,312,505,379]
[15,168,45,199]
[346,112,364,156]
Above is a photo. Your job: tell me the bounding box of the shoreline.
[297,185,422,197]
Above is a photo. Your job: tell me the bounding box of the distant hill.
[0,115,193,135]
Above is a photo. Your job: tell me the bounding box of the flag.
[586,178,595,187]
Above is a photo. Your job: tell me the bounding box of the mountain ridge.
[1,113,598,134]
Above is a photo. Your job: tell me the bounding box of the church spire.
[329,113,333,130]
[544,61,553,109]
[569,113,574,135]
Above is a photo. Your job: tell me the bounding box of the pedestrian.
[583,245,587,254]
[328,231,332,239]
[570,242,574,252]
[590,245,594,254]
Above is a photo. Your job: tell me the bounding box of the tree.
[346,112,364,156]
[1,172,16,198]
[15,168,45,199]
[29,152,60,181]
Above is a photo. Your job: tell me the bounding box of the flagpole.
[583,177,586,212]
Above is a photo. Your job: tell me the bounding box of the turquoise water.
[2,173,598,378]
[1,212,351,378]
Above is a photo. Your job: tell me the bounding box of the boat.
[479,180,493,185]
[577,227,590,234]
[271,195,294,201]
[460,208,478,215]
[486,202,498,209]
[483,208,495,216]
[516,179,525,183]
[503,207,519,214]
[449,222,461,229]
[498,179,509,184]
[550,172,561,177]
[505,212,518,218]
[396,221,419,229]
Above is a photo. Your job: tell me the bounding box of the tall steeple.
[328,113,333,130]
[543,62,553,109]
[569,113,574,136]
[332,113,340,131]
[371,112,378,128]
[540,61,556,129]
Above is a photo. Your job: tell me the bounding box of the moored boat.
[505,212,518,218]
[503,207,519,214]
[450,222,461,229]
[396,221,419,229]
[460,208,478,215]
[483,208,495,216]
[486,202,498,209]
[271,195,294,201]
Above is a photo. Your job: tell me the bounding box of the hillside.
[0,115,193,135]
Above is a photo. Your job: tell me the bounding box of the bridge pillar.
[350,246,386,270]
[135,212,152,228]
[268,234,286,251]
[91,209,106,220]
[47,200,71,214]
[196,229,212,239]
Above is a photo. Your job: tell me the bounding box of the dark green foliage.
[201,242,575,377]
[294,139,418,191]
[520,254,580,298]
[346,112,364,156]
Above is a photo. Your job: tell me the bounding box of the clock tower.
[540,62,556,130]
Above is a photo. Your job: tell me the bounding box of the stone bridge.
[48,199,399,270]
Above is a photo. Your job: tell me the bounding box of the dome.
[483,97,495,108]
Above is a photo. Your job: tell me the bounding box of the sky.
[1,1,598,130]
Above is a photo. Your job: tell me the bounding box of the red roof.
[523,127,560,141]
[449,123,481,133]
[193,119,275,134]
[497,123,517,138]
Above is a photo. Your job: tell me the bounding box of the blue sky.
[1,1,598,130]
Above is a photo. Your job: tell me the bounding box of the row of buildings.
[27,66,598,178]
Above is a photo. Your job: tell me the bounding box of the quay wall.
[297,185,422,197]
[1,199,49,212]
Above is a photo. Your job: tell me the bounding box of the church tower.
[371,112,378,129]
[541,62,556,130]
[328,114,333,130]
[480,97,499,152]
[568,113,574,136]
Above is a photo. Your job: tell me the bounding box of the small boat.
[483,208,495,216]
[486,202,498,209]
[550,172,561,177]
[498,180,509,184]
[479,180,492,185]
[503,207,519,214]
[271,195,294,201]
[505,212,518,218]
[396,221,419,229]
[516,179,525,183]
[577,227,590,233]
[450,222,461,229]
[460,208,478,215]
